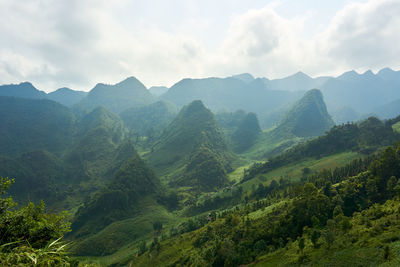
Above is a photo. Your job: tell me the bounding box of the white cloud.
[0,0,399,91]
[316,0,400,74]
[0,0,207,91]
[213,6,311,78]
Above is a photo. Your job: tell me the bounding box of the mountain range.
[2,68,400,126]
[3,67,400,266]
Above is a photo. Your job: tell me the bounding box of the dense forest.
[2,69,400,266]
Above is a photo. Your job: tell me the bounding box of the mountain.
[148,100,233,189]
[330,106,360,124]
[369,98,400,120]
[231,73,255,83]
[0,82,47,99]
[65,106,130,180]
[216,110,248,130]
[0,96,75,156]
[0,150,70,205]
[321,69,400,114]
[149,86,169,96]
[273,89,334,138]
[71,154,161,235]
[47,87,87,107]
[75,76,155,114]
[120,100,178,136]
[265,71,328,92]
[377,67,400,82]
[162,77,302,119]
[232,112,262,152]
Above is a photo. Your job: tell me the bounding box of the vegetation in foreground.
[131,142,400,266]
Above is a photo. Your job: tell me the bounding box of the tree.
[0,177,72,266]
[138,240,146,255]
[323,219,335,248]
[298,237,305,255]
[153,221,163,235]
[310,230,321,248]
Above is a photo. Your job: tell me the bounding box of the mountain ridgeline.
[75,77,155,115]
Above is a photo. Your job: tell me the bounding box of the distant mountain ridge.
[74,77,155,114]
[161,77,302,120]
[2,67,400,125]
[0,82,47,99]
[48,87,87,107]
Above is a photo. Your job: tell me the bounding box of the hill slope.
[120,100,178,136]
[273,89,334,138]
[0,96,75,156]
[65,106,131,181]
[149,100,234,189]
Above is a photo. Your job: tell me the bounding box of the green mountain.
[120,100,178,136]
[0,82,47,99]
[244,116,399,181]
[47,87,87,107]
[149,100,233,189]
[65,106,130,181]
[232,112,262,153]
[75,76,155,114]
[0,150,70,205]
[70,154,164,256]
[0,96,75,156]
[71,154,160,234]
[273,89,334,138]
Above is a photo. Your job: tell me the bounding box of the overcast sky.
[1,0,399,92]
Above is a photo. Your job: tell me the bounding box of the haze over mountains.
[2,68,399,126]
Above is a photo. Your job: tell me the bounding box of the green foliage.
[0,177,72,266]
[243,116,399,182]
[132,141,400,266]
[178,145,229,190]
[71,155,161,240]
[0,238,71,266]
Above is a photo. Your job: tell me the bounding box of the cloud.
[316,0,400,73]
[0,0,399,91]
[0,0,206,91]
[214,6,310,78]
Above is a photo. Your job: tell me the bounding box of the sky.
[0,0,399,92]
